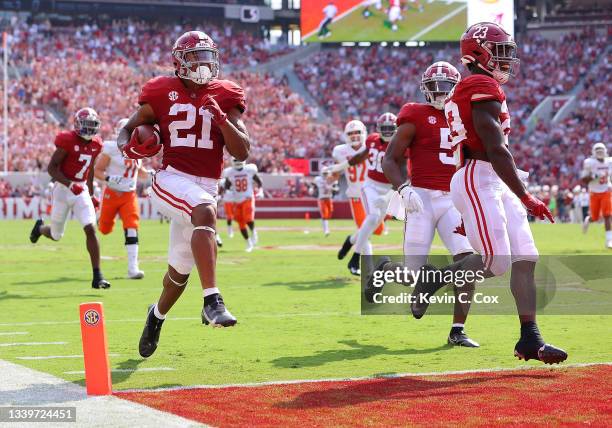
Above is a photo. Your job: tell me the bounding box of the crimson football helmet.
[343,119,367,149]
[460,22,519,84]
[74,108,100,140]
[421,61,461,110]
[376,112,397,142]
[172,31,219,85]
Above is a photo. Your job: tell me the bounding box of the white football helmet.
[232,157,245,170]
[376,112,397,142]
[343,120,367,149]
[592,142,607,160]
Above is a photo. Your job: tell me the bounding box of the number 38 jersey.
[365,133,391,185]
[444,74,511,163]
[54,130,103,182]
[224,164,258,202]
[138,76,246,179]
[396,102,455,192]
[331,143,367,198]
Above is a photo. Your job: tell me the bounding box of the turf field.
[302,1,467,43]
[1,219,611,425]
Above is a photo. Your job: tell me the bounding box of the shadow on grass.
[271,340,450,368]
[0,290,99,300]
[262,277,353,291]
[112,358,146,385]
[11,277,85,286]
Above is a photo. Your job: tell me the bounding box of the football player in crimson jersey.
[29,108,111,289]
[411,23,567,364]
[342,113,397,276]
[372,61,479,347]
[117,31,250,358]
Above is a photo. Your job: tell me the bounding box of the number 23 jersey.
[139,76,246,179]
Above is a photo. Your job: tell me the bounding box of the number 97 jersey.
[138,76,246,179]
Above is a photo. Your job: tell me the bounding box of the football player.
[223,158,262,252]
[220,165,236,238]
[314,170,338,236]
[343,113,397,275]
[581,142,612,247]
[94,118,151,279]
[411,23,567,364]
[29,108,111,289]
[327,120,385,262]
[117,31,250,358]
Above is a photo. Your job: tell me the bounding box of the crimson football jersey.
[444,74,511,164]
[365,133,390,184]
[139,76,246,179]
[397,102,455,192]
[54,130,103,182]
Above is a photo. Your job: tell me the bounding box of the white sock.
[227,225,233,235]
[126,244,139,271]
[606,231,612,241]
[349,232,357,244]
[452,323,464,329]
[153,303,166,320]
[354,215,379,254]
[322,219,329,234]
[363,240,373,256]
[203,287,220,298]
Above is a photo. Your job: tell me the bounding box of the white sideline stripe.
[0,331,29,336]
[0,359,206,427]
[0,341,67,347]
[118,362,612,393]
[64,367,176,375]
[409,4,468,41]
[16,353,120,360]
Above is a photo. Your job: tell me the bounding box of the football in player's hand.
[134,124,161,146]
[123,124,162,159]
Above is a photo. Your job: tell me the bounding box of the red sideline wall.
[245,198,352,219]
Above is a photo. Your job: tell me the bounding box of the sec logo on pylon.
[84,309,100,326]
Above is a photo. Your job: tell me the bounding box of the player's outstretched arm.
[47,148,71,188]
[348,147,369,166]
[382,122,415,190]
[473,101,526,198]
[220,108,250,161]
[117,104,156,152]
[93,153,111,182]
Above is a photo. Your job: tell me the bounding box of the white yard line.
[0,359,205,427]
[16,354,120,360]
[0,341,67,347]
[409,3,467,40]
[0,332,29,336]
[64,368,176,375]
[118,362,612,393]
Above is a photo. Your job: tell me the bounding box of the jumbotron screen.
[301,0,514,43]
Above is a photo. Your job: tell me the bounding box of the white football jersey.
[314,175,335,199]
[332,143,367,198]
[225,164,258,202]
[221,167,236,203]
[583,157,612,193]
[102,140,141,192]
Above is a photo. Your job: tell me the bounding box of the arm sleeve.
[54,133,71,151]
[221,81,247,113]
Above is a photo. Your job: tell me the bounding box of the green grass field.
[0,219,610,391]
[303,1,467,43]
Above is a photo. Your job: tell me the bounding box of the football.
[135,124,161,146]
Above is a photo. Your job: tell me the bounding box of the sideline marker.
[79,302,112,395]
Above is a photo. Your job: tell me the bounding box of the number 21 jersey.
[139,76,246,179]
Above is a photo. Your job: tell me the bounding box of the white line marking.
[0,331,29,336]
[118,362,612,393]
[64,367,176,375]
[16,353,120,360]
[0,341,67,347]
[409,4,467,40]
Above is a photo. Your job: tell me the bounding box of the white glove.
[106,175,133,192]
[399,184,424,214]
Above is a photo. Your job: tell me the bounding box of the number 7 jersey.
[138,76,246,179]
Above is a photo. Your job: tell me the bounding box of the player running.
[29,108,111,289]
[220,166,236,238]
[118,31,250,358]
[223,158,262,252]
[581,142,612,248]
[342,113,397,275]
[411,23,567,364]
[94,118,150,279]
[314,170,338,236]
[373,61,479,347]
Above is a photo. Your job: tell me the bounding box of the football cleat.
[448,328,480,348]
[92,278,111,289]
[337,235,353,260]
[514,340,568,365]
[347,253,361,276]
[364,256,391,303]
[139,304,165,358]
[582,216,590,234]
[128,269,145,280]
[201,294,237,327]
[215,234,223,247]
[30,219,44,243]
[410,264,445,319]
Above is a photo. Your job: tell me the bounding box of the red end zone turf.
[116,365,612,427]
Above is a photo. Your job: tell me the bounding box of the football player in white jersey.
[94,119,151,278]
[581,142,612,247]
[220,166,236,238]
[223,158,263,252]
[314,170,339,236]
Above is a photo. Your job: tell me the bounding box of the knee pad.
[124,228,138,245]
[488,255,512,277]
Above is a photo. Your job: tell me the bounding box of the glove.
[106,175,132,192]
[399,183,424,214]
[92,196,100,210]
[202,95,227,125]
[520,192,554,222]
[122,127,162,160]
[69,182,84,195]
